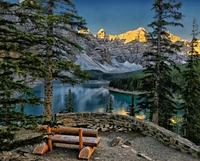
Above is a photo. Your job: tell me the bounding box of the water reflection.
[24,81,133,116]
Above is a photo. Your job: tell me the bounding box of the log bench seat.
[51,134,101,147]
[33,126,101,159]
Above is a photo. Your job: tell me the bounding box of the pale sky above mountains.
[10,0,200,40]
[73,0,200,40]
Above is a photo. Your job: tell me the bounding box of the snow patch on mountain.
[75,53,143,73]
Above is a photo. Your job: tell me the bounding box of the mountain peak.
[166,31,181,42]
[78,28,91,34]
[95,27,147,43]
[137,27,146,31]
[117,27,147,43]
[93,27,185,44]
[97,29,106,39]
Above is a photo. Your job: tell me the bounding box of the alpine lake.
[22,80,184,124]
[23,80,134,116]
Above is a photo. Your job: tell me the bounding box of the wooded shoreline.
[104,86,142,95]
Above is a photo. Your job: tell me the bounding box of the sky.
[72,0,200,40]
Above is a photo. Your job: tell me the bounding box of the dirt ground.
[1,130,199,161]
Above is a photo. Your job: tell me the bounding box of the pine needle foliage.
[0,0,47,151]
[181,18,200,145]
[31,0,90,120]
[106,96,114,113]
[137,0,183,129]
[66,89,74,113]
[127,95,136,116]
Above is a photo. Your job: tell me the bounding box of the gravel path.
[1,131,199,161]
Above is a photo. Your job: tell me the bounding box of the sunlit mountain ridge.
[79,27,191,45]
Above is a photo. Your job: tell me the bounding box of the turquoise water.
[23,81,134,115]
[22,80,183,119]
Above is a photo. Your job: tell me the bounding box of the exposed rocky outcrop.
[72,27,190,72]
[117,27,147,43]
[95,27,186,44]
[194,39,200,54]
[60,27,196,73]
[96,27,147,43]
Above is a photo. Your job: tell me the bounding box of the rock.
[110,137,124,147]
[97,29,107,39]
[142,131,148,136]
[116,27,147,43]
[121,144,129,148]
[124,140,132,146]
[78,28,91,34]
[131,148,138,154]
[137,153,153,161]
[100,128,107,132]
[74,26,189,72]
[94,157,101,160]
[118,128,123,132]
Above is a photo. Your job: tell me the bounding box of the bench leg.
[79,128,83,151]
[33,142,49,155]
[47,126,53,151]
[78,146,96,159]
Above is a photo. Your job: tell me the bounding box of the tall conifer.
[182,19,200,144]
[0,0,46,151]
[127,95,136,116]
[35,0,89,120]
[106,96,114,113]
[137,0,183,129]
[66,89,74,112]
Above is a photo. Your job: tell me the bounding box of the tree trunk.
[44,71,53,120]
[152,111,159,124]
[152,0,162,125]
[44,0,54,121]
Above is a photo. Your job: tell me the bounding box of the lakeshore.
[105,87,184,103]
[104,86,142,95]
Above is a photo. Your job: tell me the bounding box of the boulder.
[110,137,124,147]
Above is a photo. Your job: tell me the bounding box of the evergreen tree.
[137,0,183,129]
[34,0,89,120]
[106,96,113,113]
[127,95,136,116]
[59,106,64,113]
[66,89,74,112]
[0,0,46,151]
[182,18,200,144]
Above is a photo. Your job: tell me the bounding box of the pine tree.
[182,18,200,144]
[66,89,74,112]
[34,0,89,120]
[137,0,183,129]
[0,0,46,151]
[106,96,113,113]
[127,95,136,116]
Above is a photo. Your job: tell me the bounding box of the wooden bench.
[33,126,101,159]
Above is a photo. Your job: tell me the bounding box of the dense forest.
[109,65,186,92]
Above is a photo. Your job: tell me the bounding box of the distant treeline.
[109,71,143,91]
[86,69,142,81]
[109,65,186,92]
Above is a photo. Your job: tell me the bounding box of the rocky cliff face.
[72,27,190,73]
[96,27,147,43]
[95,27,187,44]
[195,39,200,54]
[117,27,147,43]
